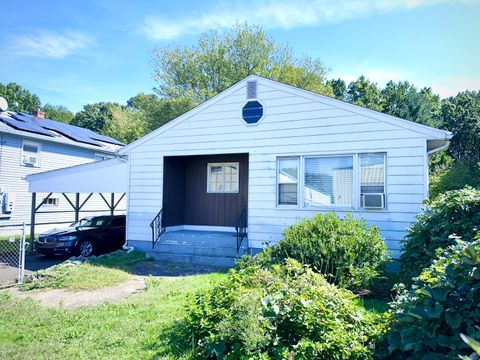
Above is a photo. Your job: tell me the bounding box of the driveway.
[0,254,64,287]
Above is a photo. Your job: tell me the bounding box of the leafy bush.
[429,160,480,199]
[399,187,480,283]
[185,259,385,359]
[383,238,480,358]
[249,212,389,291]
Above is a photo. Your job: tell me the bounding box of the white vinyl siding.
[126,78,436,258]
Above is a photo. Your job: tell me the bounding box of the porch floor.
[147,230,249,267]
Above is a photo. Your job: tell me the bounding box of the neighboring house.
[25,75,452,265]
[0,109,125,235]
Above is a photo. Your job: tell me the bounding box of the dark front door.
[163,154,248,228]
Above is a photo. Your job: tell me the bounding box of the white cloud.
[10,31,94,59]
[139,0,462,40]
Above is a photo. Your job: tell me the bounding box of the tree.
[104,105,147,144]
[441,90,480,162]
[327,78,347,100]
[71,102,115,133]
[381,81,441,126]
[152,23,332,104]
[0,82,41,113]
[345,76,383,111]
[127,93,194,132]
[42,104,74,123]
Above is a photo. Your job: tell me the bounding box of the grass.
[20,251,146,291]
[0,272,227,360]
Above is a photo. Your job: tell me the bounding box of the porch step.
[147,253,237,267]
[148,230,249,267]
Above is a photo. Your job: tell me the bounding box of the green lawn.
[21,251,147,291]
[1,253,389,359]
[0,272,227,360]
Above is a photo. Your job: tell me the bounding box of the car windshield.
[74,217,109,228]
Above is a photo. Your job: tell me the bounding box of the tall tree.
[381,81,441,126]
[152,23,332,104]
[127,93,194,132]
[327,78,347,101]
[42,104,74,123]
[0,82,41,113]
[71,102,115,133]
[345,76,383,111]
[440,90,480,162]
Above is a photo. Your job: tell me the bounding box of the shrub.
[429,160,480,199]
[383,238,480,359]
[185,259,385,359]
[249,212,389,291]
[399,187,480,284]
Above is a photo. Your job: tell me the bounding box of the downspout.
[427,141,450,156]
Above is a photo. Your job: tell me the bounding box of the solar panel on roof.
[0,115,55,137]
[1,111,124,147]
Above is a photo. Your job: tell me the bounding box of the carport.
[25,157,128,240]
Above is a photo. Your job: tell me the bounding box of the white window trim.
[276,152,387,211]
[207,162,240,194]
[276,156,300,207]
[21,140,41,167]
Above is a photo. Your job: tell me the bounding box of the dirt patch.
[130,260,227,277]
[6,277,145,308]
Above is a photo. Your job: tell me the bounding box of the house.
[0,108,125,236]
[25,75,452,265]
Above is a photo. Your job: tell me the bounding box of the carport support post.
[75,193,80,223]
[110,193,115,215]
[30,193,36,241]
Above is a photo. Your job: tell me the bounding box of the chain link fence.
[0,223,28,286]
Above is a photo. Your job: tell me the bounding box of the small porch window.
[207,163,239,193]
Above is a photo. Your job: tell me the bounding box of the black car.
[34,215,126,257]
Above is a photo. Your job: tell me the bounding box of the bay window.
[277,153,386,209]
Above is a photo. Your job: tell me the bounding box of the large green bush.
[399,187,480,283]
[383,238,480,358]
[185,259,385,359]
[429,160,480,199]
[255,212,389,291]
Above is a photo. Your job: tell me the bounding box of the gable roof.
[0,111,124,153]
[119,75,452,155]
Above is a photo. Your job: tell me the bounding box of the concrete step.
[147,252,237,267]
[154,243,248,257]
[161,230,247,248]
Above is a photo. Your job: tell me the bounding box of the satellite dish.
[0,97,8,112]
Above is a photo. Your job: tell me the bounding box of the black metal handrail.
[150,208,165,249]
[235,208,247,253]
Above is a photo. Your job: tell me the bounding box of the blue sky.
[1,0,479,112]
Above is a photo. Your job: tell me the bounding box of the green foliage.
[185,259,385,359]
[127,93,194,132]
[0,82,41,113]
[345,75,383,111]
[429,159,480,198]
[381,81,441,127]
[384,239,480,359]
[327,78,347,100]
[72,102,147,143]
[152,23,333,103]
[251,212,389,291]
[399,187,480,284]
[441,90,480,162]
[42,104,74,123]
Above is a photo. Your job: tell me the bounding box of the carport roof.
[25,157,128,193]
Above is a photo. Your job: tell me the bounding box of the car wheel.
[77,240,94,257]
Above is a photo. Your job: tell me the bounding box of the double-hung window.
[277,157,299,205]
[207,163,239,193]
[277,153,386,209]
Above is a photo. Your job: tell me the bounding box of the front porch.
[149,153,250,266]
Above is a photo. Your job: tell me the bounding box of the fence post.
[18,222,27,284]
